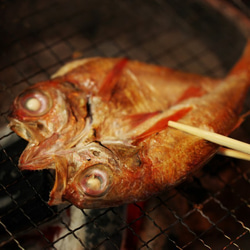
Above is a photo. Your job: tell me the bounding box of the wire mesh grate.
[1,0,250,249]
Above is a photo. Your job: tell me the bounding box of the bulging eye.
[18,90,51,116]
[79,164,111,197]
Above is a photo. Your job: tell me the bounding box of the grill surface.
[1,0,250,249]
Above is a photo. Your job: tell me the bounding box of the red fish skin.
[63,58,218,109]
[8,41,250,209]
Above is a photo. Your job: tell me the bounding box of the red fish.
[8,41,250,209]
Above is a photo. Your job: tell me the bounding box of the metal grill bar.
[1,0,250,249]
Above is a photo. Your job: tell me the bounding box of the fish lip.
[19,157,55,171]
[8,118,33,142]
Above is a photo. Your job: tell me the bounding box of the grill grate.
[1,0,250,249]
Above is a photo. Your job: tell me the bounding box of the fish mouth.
[8,119,33,142]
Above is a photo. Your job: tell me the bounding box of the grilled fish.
[8,41,250,208]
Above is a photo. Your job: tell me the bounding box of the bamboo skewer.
[168,120,250,161]
[217,148,250,161]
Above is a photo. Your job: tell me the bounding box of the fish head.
[10,81,64,142]
[60,142,152,209]
[8,80,89,169]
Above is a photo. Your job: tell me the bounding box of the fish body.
[8,41,250,209]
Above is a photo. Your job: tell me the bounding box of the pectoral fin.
[98,58,128,101]
[48,157,68,206]
[125,111,162,128]
[132,107,192,143]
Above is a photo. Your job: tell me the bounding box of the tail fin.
[229,40,250,77]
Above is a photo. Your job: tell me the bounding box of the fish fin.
[229,40,250,77]
[241,110,250,120]
[125,110,162,128]
[98,58,128,101]
[133,107,192,143]
[176,86,206,103]
[232,110,250,131]
[19,133,60,170]
[48,157,68,206]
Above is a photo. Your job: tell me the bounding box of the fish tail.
[229,40,250,79]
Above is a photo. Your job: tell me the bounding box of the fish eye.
[19,90,51,116]
[79,164,111,197]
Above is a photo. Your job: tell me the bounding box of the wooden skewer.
[217,148,250,161]
[168,120,250,160]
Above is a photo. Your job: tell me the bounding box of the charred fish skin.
[8,41,250,209]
